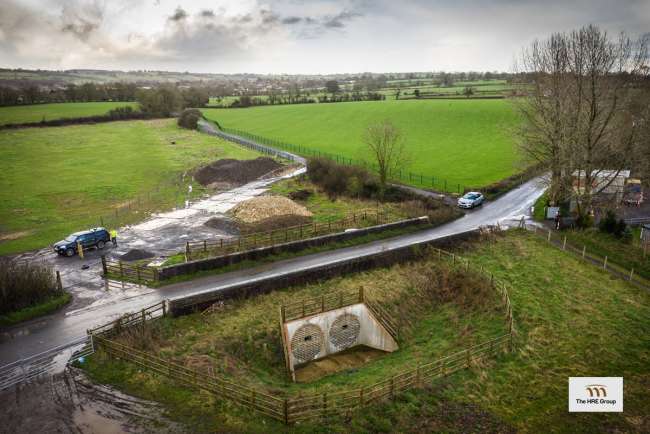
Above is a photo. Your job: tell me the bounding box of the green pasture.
[0,119,259,255]
[0,102,139,126]
[203,98,521,189]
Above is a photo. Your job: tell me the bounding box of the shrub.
[178,108,203,130]
[107,105,135,119]
[0,260,60,314]
[599,210,628,239]
[307,157,377,199]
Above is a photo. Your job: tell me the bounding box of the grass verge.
[0,292,71,327]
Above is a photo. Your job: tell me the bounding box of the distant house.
[571,170,631,204]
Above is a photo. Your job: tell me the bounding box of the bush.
[307,157,377,199]
[107,105,135,119]
[599,210,629,239]
[178,108,203,130]
[0,260,60,314]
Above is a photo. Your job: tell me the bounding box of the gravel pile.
[119,249,155,261]
[230,195,313,224]
[194,157,283,187]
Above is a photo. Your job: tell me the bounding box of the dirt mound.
[288,189,313,201]
[203,217,240,235]
[194,157,283,187]
[240,214,313,234]
[230,195,313,224]
[120,249,155,261]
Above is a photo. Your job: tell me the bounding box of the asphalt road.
[0,176,545,366]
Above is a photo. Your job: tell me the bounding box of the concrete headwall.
[284,303,398,380]
[167,228,479,316]
[159,217,429,280]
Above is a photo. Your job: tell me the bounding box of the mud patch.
[294,346,386,382]
[195,157,283,187]
[0,368,181,433]
[230,195,312,224]
[0,230,33,242]
[203,216,240,235]
[120,249,155,262]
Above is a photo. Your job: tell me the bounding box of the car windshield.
[463,193,480,200]
[65,235,78,242]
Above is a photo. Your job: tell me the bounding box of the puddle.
[0,368,182,433]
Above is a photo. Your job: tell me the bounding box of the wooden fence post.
[119,261,124,279]
[582,245,586,258]
[547,230,551,242]
[56,271,63,291]
[603,256,608,269]
[185,242,190,262]
[322,393,327,417]
[284,398,289,424]
[203,240,207,252]
[101,256,107,274]
[629,268,635,281]
[562,236,567,250]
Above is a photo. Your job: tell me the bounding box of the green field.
[0,102,140,126]
[203,99,520,189]
[0,119,259,255]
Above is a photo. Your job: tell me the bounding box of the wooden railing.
[101,256,157,284]
[87,300,166,338]
[184,210,389,262]
[94,331,510,424]
[280,288,364,322]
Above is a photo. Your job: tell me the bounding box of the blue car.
[53,227,111,257]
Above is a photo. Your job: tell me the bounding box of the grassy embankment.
[202,98,521,189]
[0,292,71,327]
[0,102,140,126]
[0,119,261,255]
[83,231,650,433]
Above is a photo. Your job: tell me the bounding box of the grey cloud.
[282,16,302,25]
[60,0,104,41]
[169,6,188,22]
[323,10,361,29]
[200,9,215,18]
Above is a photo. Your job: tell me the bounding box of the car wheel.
[97,240,105,249]
[66,248,74,257]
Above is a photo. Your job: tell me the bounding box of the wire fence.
[88,241,516,424]
[217,125,467,194]
[523,223,650,288]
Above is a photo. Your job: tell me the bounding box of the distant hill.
[0,68,247,87]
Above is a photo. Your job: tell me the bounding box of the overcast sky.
[1,0,648,74]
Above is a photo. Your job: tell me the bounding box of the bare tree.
[516,25,648,220]
[564,26,648,219]
[514,33,571,204]
[363,120,409,196]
